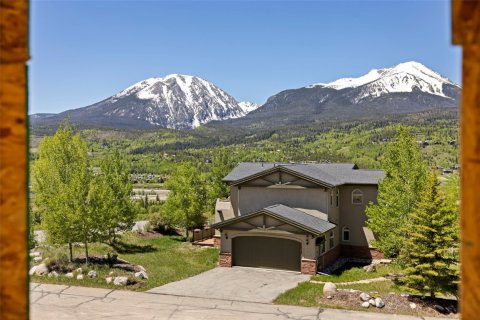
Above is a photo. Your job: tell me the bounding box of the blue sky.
[30,0,461,114]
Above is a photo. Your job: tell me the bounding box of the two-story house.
[211,162,384,275]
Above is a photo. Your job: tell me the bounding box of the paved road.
[31,283,442,320]
[147,267,310,303]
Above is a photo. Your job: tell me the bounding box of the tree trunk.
[68,241,73,262]
[84,241,89,265]
[430,290,435,299]
[185,227,189,241]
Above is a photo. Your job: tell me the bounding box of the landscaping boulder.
[88,270,97,278]
[113,276,129,286]
[374,297,385,308]
[105,277,112,284]
[29,266,38,276]
[134,271,148,279]
[359,292,370,302]
[33,256,43,263]
[433,304,448,314]
[30,252,41,258]
[323,282,337,296]
[76,274,84,280]
[35,263,49,276]
[409,303,417,309]
[363,264,376,273]
[368,298,376,306]
[361,302,370,308]
[48,271,59,278]
[75,267,83,274]
[65,272,74,278]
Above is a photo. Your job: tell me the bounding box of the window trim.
[351,189,363,205]
[342,226,350,242]
[329,231,334,248]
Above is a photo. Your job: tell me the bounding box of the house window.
[329,231,334,248]
[342,227,350,241]
[316,236,325,255]
[336,189,339,207]
[352,189,363,205]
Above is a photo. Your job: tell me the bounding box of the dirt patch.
[318,290,458,318]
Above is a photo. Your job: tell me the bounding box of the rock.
[363,265,376,273]
[379,259,392,264]
[87,270,97,278]
[30,252,41,257]
[33,256,43,263]
[370,291,379,294]
[368,298,376,306]
[75,268,83,274]
[409,303,417,309]
[76,274,84,280]
[400,293,410,298]
[106,277,112,284]
[433,304,448,314]
[35,263,49,276]
[137,265,146,272]
[65,272,74,278]
[108,271,115,276]
[113,276,129,286]
[374,297,385,308]
[134,271,148,279]
[361,301,370,308]
[359,292,371,302]
[446,305,457,314]
[326,295,333,299]
[29,266,38,276]
[50,271,59,277]
[323,282,337,296]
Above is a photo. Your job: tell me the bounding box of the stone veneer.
[300,259,317,275]
[219,252,232,267]
[213,235,221,248]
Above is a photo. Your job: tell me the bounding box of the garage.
[232,236,301,271]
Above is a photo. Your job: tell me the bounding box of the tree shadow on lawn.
[111,241,157,254]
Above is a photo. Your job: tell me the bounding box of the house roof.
[212,204,336,236]
[223,162,384,187]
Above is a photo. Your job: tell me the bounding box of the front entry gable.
[212,204,336,236]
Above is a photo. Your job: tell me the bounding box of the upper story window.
[329,231,335,248]
[352,189,363,205]
[342,227,350,241]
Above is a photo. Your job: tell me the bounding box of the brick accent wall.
[301,259,317,275]
[341,245,384,259]
[369,247,384,259]
[318,245,341,270]
[219,252,232,267]
[213,235,221,248]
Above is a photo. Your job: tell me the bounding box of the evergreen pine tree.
[399,171,459,298]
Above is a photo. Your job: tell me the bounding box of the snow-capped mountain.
[307,61,459,103]
[238,101,260,114]
[32,74,259,130]
[224,61,460,128]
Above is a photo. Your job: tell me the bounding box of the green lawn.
[31,232,219,291]
[312,263,403,283]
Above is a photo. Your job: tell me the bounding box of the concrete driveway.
[147,267,310,303]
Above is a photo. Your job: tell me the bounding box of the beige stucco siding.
[339,185,378,247]
[237,187,328,215]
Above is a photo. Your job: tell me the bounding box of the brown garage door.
[232,236,301,271]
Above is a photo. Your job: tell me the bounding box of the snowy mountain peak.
[308,61,458,99]
[238,101,260,114]
[97,74,259,129]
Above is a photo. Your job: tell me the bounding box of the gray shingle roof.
[264,204,336,234]
[212,204,336,236]
[223,162,384,186]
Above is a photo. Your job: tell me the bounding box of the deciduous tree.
[366,126,427,257]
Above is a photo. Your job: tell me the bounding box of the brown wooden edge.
[0,0,29,319]
[453,0,480,318]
